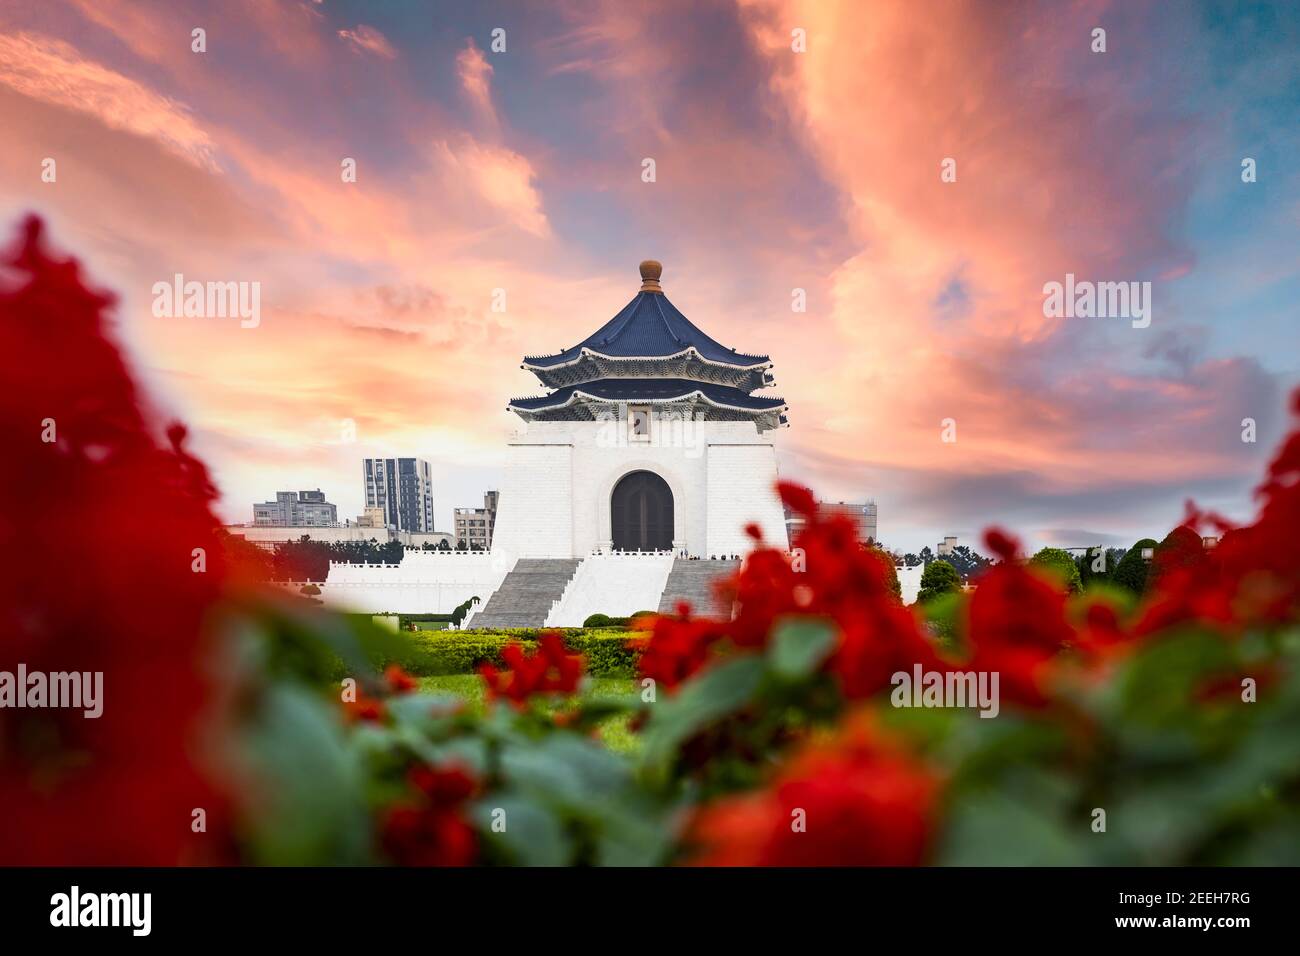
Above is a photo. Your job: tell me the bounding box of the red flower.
[1075,601,1128,656]
[777,481,817,519]
[687,715,936,866]
[342,690,387,723]
[479,632,584,706]
[631,608,728,691]
[1135,405,1300,635]
[963,528,1076,707]
[381,764,477,867]
[0,217,239,864]
[384,664,419,694]
[638,483,937,697]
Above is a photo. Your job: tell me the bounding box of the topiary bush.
[1113,538,1158,594]
[1029,547,1083,593]
[583,613,612,628]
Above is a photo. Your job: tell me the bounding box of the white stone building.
[320,261,790,625]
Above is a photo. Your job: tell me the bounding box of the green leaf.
[471,793,569,866]
[500,734,632,809]
[239,684,373,865]
[767,616,837,680]
[639,655,767,775]
[938,781,1090,866]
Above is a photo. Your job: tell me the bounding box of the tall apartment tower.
[362,458,435,533]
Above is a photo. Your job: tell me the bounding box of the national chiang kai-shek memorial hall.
[323,260,791,627]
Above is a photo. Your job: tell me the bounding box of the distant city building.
[785,499,878,545]
[825,501,879,544]
[363,458,435,533]
[253,489,338,527]
[937,535,958,556]
[356,506,387,528]
[455,490,499,550]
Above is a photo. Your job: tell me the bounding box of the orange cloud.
[0,32,217,170]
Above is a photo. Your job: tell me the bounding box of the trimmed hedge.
[381,628,641,677]
[582,611,658,628]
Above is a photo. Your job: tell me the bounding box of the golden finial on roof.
[639,259,663,293]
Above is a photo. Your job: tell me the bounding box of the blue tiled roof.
[510,378,786,412]
[523,292,769,369]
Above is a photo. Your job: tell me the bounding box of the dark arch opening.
[611,470,674,552]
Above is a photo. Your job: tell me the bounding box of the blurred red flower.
[964,529,1076,707]
[479,632,584,706]
[0,216,245,863]
[381,764,477,867]
[687,715,936,866]
[637,482,938,698]
[631,605,727,691]
[384,664,419,694]
[1137,400,1300,636]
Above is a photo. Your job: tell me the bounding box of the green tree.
[1112,538,1158,594]
[1029,547,1083,593]
[1076,547,1126,588]
[941,545,992,583]
[917,560,960,603]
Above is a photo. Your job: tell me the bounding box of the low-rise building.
[253,489,338,527]
[455,490,498,550]
[785,499,878,545]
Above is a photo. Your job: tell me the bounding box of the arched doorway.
[611,470,674,551]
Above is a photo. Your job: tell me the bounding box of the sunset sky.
[2,0,1296,553]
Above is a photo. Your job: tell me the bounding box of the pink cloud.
[457,39,497,128]
[337,24,397,60]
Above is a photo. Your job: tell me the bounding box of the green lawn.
[418,674,641,753]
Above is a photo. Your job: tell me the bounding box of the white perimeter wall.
[318,552,513,614]
[898,563,924,606]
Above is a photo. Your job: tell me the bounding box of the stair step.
[657,559,739,616]
[472,559,583,628]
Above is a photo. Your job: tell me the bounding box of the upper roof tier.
[508,378,788,432]
[522,261,773,391]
